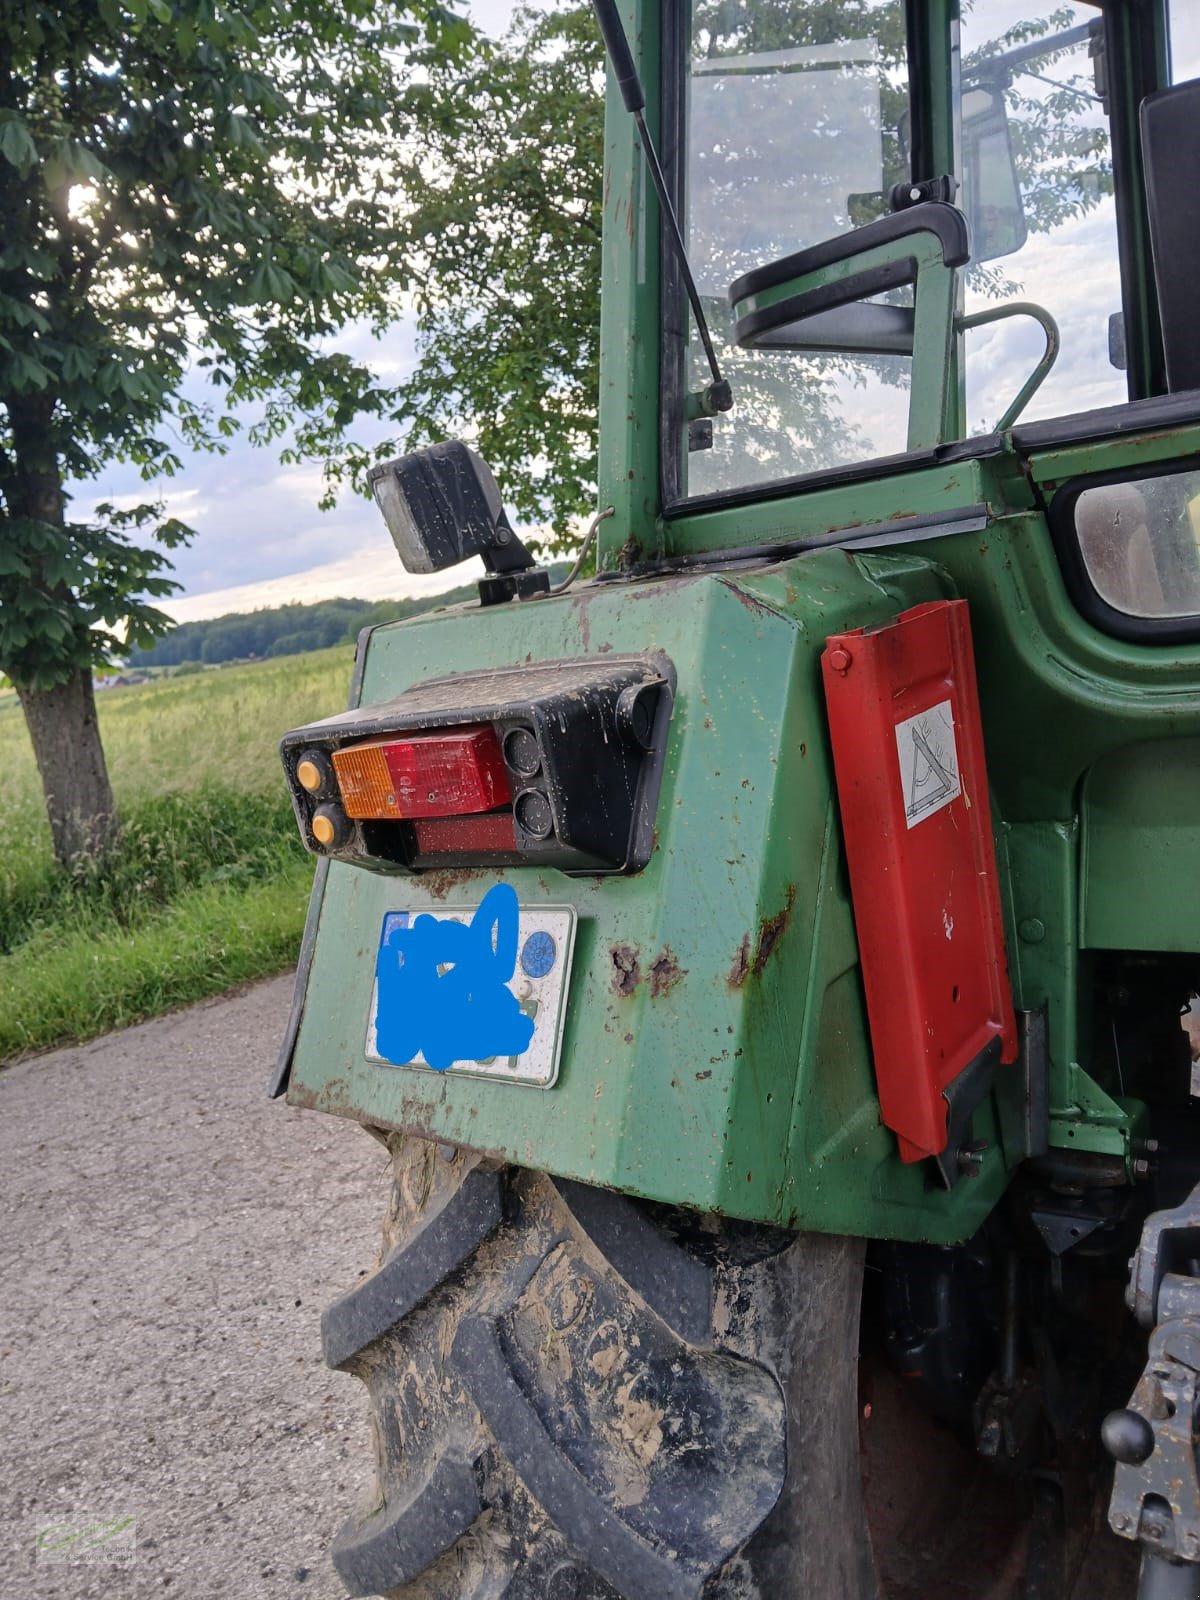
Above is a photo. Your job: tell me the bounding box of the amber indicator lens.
[331,726,511,820]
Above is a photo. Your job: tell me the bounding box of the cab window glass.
[1170,2,1200,81]
[958,1,1127,431]
[1075,470,1200,620]
[677,0,911,500]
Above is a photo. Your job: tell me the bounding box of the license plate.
[365,900,577,1088]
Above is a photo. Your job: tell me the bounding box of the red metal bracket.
[822,600,1017,1172]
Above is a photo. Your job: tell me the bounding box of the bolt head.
[827,646,853,675]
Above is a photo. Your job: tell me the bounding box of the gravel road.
[1,973,388,1600]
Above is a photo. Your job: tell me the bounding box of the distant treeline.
[130,588,481,667]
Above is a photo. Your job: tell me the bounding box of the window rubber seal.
[1048,453,1200,646]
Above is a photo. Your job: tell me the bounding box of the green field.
[0,646,354,1062]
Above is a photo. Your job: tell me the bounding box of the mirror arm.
[957,302,1060,430]
[962,19,1096,90]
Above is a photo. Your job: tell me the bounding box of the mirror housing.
[368,442,549,606]
[897,85,1025,266]
[1141,78,1200,393]
[960,82,1027,263]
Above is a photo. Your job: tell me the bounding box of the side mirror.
[368,441,548,604]
[960,82,1027,264]
[1141,77,1200,392]
[897,86,1026,265]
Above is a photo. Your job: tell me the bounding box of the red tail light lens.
[411,812,518,855]
[332,726,510,820]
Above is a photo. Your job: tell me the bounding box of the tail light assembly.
[280,652,676,875]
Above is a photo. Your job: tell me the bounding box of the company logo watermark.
[35,1513,136,1567]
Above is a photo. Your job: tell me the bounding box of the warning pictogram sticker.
[894,699,961,827]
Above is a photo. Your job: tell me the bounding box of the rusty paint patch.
[753,886,797,976]
[719,578,777,619]
[422,867,481,901]
[610,944,641,997]
[573,590,592,650]
[648,946,686,998]
[287,1075,354,1117]
[728,887,797,987]
[728,934,752,988]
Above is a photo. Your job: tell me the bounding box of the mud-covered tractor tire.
[321,1137,878,1600]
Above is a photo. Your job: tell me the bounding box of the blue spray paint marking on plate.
[372,884,536,1072]
[520,930,557,979]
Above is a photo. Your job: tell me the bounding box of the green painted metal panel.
[595,0,662,571]
[897,505,1200,823]
[662,458,994,558]
[1082,738,1200,952]
[1026,423,1200,496]
[287,551,1007,1242]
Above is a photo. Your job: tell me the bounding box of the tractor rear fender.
[281,546,1011,1243]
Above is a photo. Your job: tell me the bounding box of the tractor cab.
[668,0,1144,492]
[606,0,1199,536]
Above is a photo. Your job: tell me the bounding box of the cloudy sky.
[82,0,1200,624]
[86,0,519,625]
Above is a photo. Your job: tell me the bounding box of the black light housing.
[280,653,676,876]
[367,441,549,604]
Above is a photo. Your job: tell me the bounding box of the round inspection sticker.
[520,930,557,979]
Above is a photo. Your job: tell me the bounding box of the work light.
[367,441,546,603]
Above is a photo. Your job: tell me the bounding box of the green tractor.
[274,0,1200,1593]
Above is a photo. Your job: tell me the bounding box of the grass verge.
[0,646,354,1062]
[0,863,314,1061]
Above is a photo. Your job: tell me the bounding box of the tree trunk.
[4,393,121,867]
[16,667,119,868]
